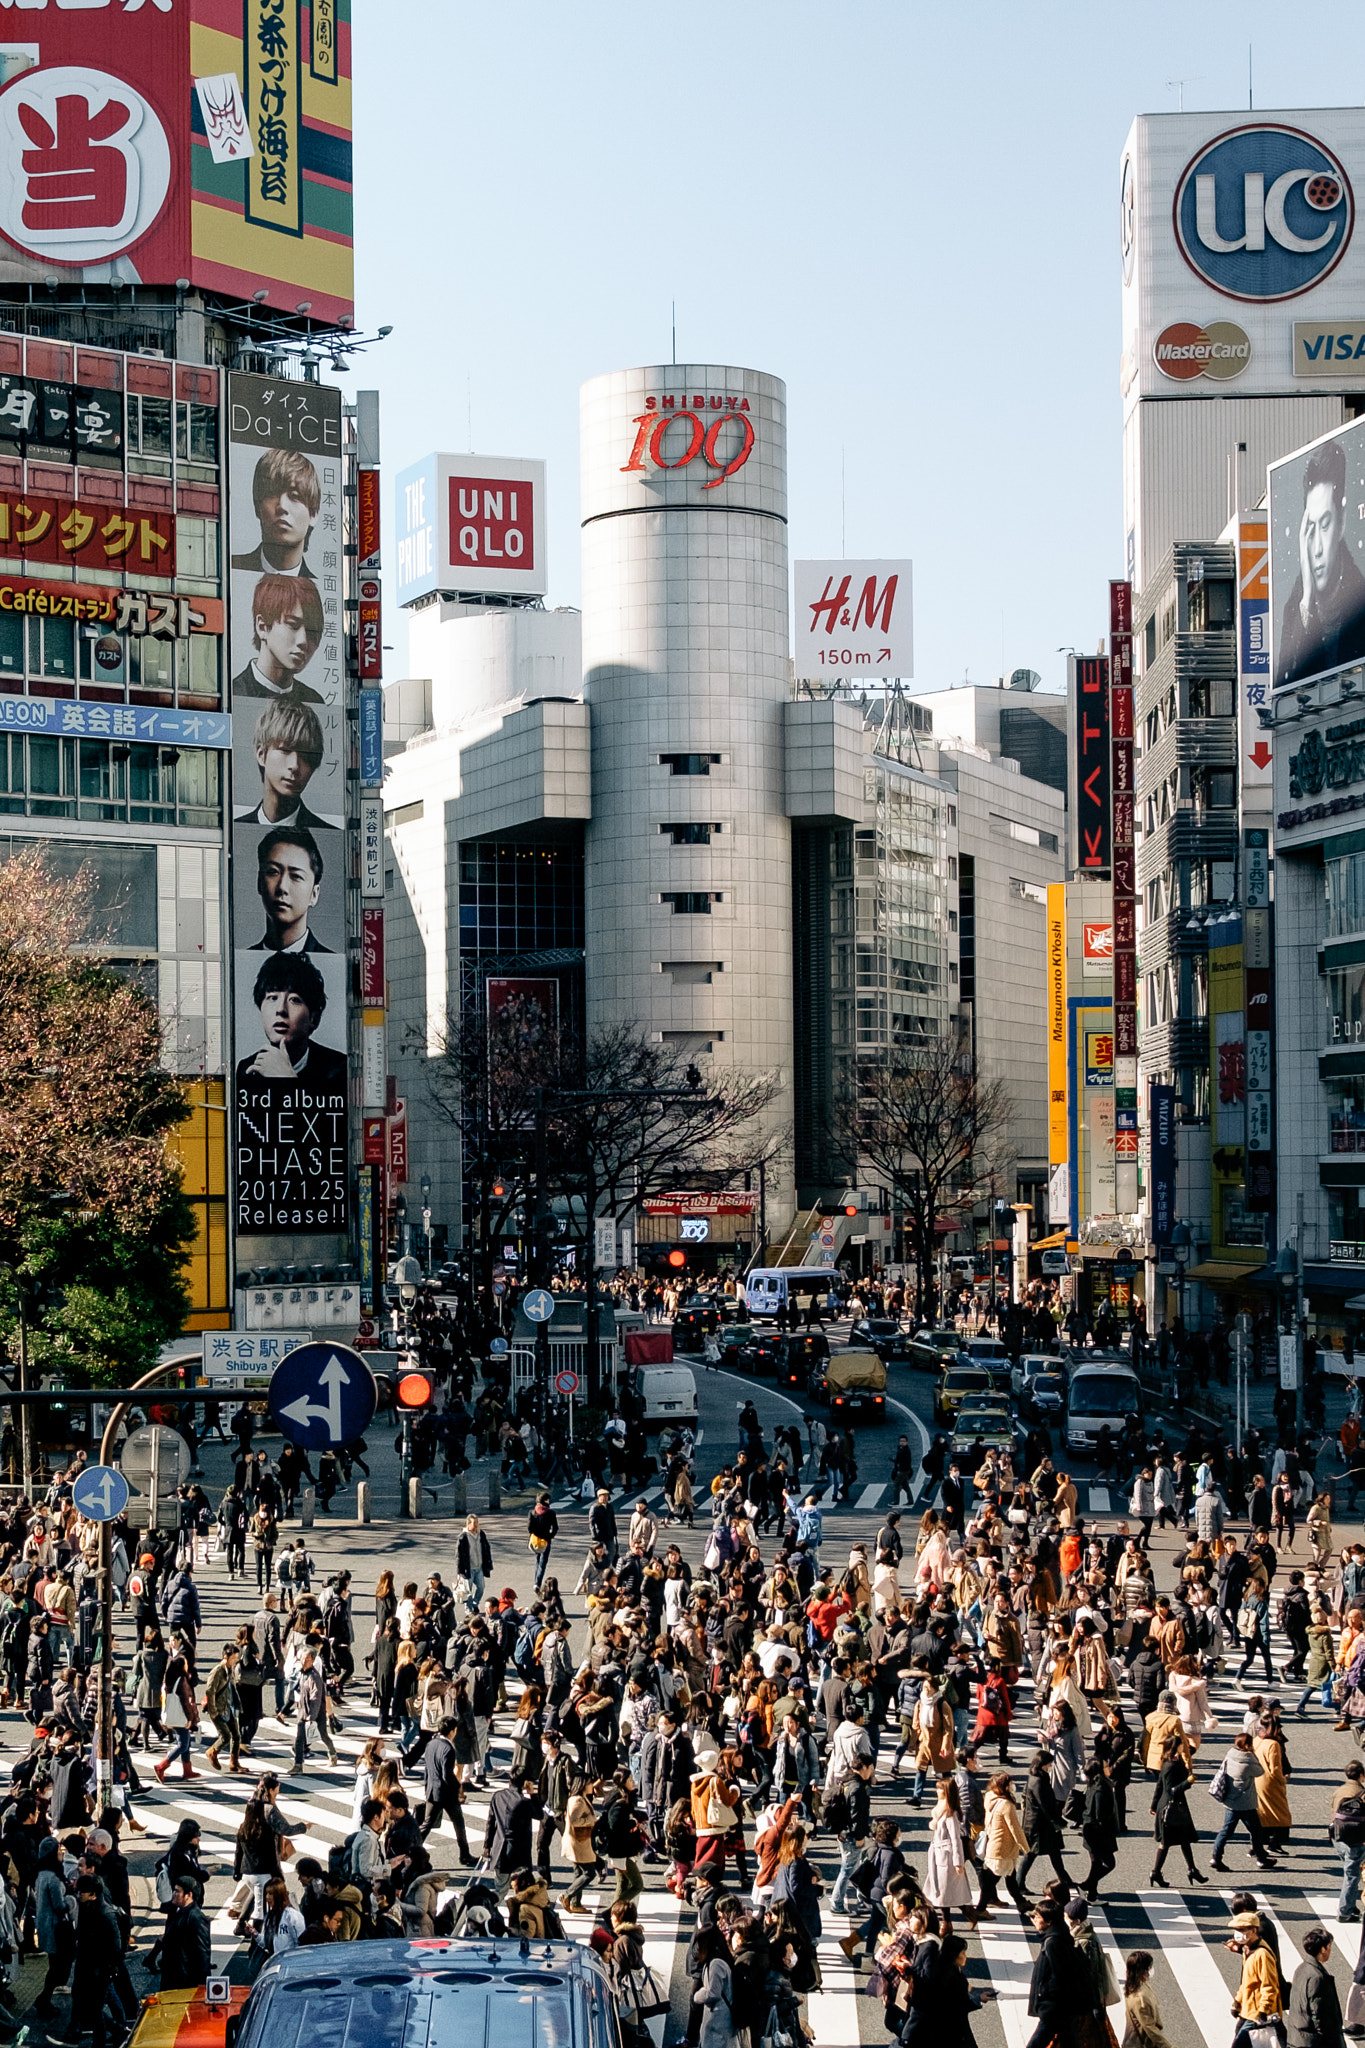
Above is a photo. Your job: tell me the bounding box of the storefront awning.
[1033,1231,1069,1250]
[1184,1260,1265,1283]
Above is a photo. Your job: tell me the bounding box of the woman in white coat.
[923,1776,976,1929]
[1168,1654,1217,1749]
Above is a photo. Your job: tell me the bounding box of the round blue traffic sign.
[524,1288,555,1323]
[73,1464,129,1524]
[268,1342,377,1450]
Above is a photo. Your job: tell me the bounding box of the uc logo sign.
[1174,123,1353,302]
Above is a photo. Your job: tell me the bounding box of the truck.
[811,1348,887,1421]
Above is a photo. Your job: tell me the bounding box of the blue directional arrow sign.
[524,1289,555,1323]
[72,1464,129,1524]
[268,1342,377,1450]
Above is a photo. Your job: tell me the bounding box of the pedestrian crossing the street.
[114,1570,1365,2048]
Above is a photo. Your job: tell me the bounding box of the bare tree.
[426,1004,782,1309]
[836,1034,1012,1319]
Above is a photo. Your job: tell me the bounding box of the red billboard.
[360,906,384,1004]
[0,6,353,322]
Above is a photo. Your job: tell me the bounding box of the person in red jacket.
[972,1658,1014,1765]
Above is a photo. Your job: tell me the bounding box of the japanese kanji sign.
[0,698,230,748]
[0,492,174,573]
[0,572,219,636]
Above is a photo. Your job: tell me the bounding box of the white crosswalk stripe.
[1137,1891,1235,2048]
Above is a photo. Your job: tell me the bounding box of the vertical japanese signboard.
[1110,580,1138,1062]
[1073,655,1111,871]
[1149,1081,1176,1249]
[229,371,348,1249]
[1239,514,1273,814]
[1047,883,1069,1224]
[1209,937,1248,1259]
[191,0,354,323]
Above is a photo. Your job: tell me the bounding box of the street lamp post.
[392,1254,423,1511]
[1170,1222,1192,1399]
[420,1175,432,1276]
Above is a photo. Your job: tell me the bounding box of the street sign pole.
[93,1354,199,1811]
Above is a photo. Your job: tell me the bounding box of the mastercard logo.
[1153,319,1251,382]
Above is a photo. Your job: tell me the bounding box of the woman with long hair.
[371,1616,400,1730]
[923,1775,975,1932]
[153,1641,199,1783]
[132,1625,168,1751]
[510,1683,546,1780]
[978,1771,1029,1914]
[1121,1951,1174,2048]
[235,1623,265,1747]
[1080,1757,1119,1902]
[1149,1731,1206,1888]
[374,1569,397,1633]
[254,1877,304,1962]
[393,1641,420,1761]
[227,1795,282,1939]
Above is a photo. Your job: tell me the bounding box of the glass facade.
[458,840,585,961]
[831,766,951,1063]
[0,735,220,827]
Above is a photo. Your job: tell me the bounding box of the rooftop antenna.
[467,375,472,452]
[841,447,846,556]
[1248,43,1253,111]
[672,300,676,365]
[1167,78,1188,112]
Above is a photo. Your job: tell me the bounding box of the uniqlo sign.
[449,474,535,574]
[394,452,547,605]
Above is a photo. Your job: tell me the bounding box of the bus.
[743,1267,834,1318]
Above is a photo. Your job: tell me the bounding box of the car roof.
[238,1938,611,2048]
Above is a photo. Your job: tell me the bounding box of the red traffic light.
[667,1250,687,1268]
[396,1371,434,1410]
[492,1182,507,1199]
[844,1204,858,1217]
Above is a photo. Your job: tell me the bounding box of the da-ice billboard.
[394,453,547,606]
[1269,415,1365,691]
[0,6,351,323]
[792,560,914,679]
[229,370,347,1245]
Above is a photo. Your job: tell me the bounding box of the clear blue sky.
[342,2,1365,695]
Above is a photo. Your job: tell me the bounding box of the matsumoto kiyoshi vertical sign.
[229,371,348,1247]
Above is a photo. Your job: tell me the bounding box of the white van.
[744,1267,832,1318]
[637,1364,698,1427]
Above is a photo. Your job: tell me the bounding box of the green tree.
[0,849,194,1390]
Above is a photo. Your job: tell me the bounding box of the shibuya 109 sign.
[620,392,756,488]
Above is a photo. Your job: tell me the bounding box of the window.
[0,738,220,825]
[126,393,172,471]
[947,855,957,879]
[662,892,720,914]
[175,400,219,471]
[660,822,718,844]
[659,753,720,775]
[948,910,958,931]
[176,517,219,583]
[947,805,956,825]
[1327,851,1365,937]
[662,961,721,984]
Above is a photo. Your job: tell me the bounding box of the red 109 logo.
[621,393,755,488]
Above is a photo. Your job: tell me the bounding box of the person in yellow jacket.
[1229,1910,1283,2041]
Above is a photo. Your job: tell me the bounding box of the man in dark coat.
[1287,1926,1344,2047]
[482,1773,542,1893]
[159,1879,212,1990]
[1024,1899,1086,2048]
[68,1874,126,2048]
[419,1717,472,1861]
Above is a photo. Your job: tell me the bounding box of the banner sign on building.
[1269,416,1365,692]
[358,467,381,572]
[360,795,383,896]
[229,371,348,1249]
[792,559,915,679]
[358,576,381,679]
[1149,1081,1176,1247]
[394,453,547,605]
[360,906,384,1004]
[0,5,354,323]
[1110,579,1138,1056]
[641,1191,761,1216]
[359,688,382,786]
[0,699,230,747]
[1046,884,1068,1225]
[1073,655,1111,869]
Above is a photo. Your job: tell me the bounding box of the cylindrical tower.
[579,364,793,1225]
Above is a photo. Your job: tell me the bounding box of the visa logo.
[1293,321,1365,376]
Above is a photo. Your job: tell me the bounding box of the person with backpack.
[1331,1758,1365,1920]
[527,1494,558,1593]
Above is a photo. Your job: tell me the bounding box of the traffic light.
[667,1250,687,1269]
[395,1369,435,1412]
